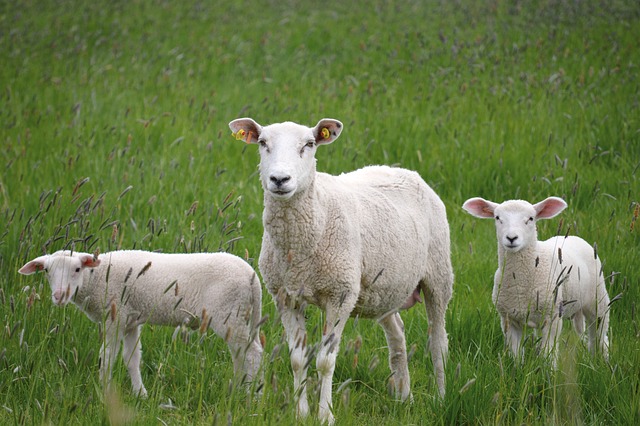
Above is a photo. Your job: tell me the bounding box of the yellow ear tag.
[321,127,331,140]
[232,129,246,140]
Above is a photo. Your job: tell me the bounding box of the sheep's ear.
[313,119,343,145]
[78,254,101,269]
[462,197,498,218]
[533,197,567,220]
[18,256,48,275]
[229,118,262,144]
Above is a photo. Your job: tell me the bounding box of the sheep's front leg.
[122,325,147,398]
[100,322,123,392]
[378,312,411,401]
[502,316,523,362]
[317,294,356,425]
[279,303,310,419]
[540,314,562,368]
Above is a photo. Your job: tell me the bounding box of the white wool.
[462,197,610,364]
[19,250,263,396]
[230,117,453,424]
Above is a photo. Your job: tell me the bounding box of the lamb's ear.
[229,118,262,144]
[78,253,101,269]
[313,119,343,145]
[18,256,48,275]
[462,197,498,218]
[533,197,567,220]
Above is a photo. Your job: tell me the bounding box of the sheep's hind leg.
[421,280,451,398]
[122,325,147,398]
[278,297,310,419]
[317,293,357,425]
[378,312,411,402]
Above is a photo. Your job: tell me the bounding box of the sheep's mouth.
[269,188,294,199]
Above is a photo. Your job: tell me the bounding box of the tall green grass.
[1,0,639,424]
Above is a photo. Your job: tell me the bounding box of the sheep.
[461,196,610,365]
[18,249,263,396]
[229,118,453,424]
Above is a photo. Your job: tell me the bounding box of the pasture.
[1,0,639,424]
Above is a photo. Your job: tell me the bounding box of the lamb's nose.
[506,235,518,244]
[270,175,291,187]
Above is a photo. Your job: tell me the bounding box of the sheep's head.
[462,197,567,253]
[19,251,100,305]
[229,118,343,200]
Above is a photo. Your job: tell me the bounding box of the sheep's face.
[492,201,539,253]
[462,197,568,254]
[19,251,100,306]
[229,118,343,201]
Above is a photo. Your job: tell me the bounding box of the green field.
[1,0,639,424]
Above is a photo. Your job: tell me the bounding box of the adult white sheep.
[461,197,610,365]
[19,250,263,396]
[229,118,453,424]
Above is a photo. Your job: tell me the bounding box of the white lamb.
[19,250,263,396]
[462,197,610,364]
[229,118,453,424]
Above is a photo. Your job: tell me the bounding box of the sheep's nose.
[506,235,518,244]
[270,175,291,187]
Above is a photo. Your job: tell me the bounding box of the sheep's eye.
[75,268,81,273]
[305,140,315,148]
[526,217,534,224]
[258,139,267,147]
[44,268,48,273]
[495,216,500,221]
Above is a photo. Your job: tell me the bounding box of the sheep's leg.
[502,316,523,363]
[540,316,562,368]
[378,312,411,402]
[586,309,610,361]
[421,281,450,398]
[317,294,356,425]
[100,323,123,392]
[279,304,310,419]
[122,325,147,398]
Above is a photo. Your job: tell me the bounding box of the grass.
[1,0,639,424]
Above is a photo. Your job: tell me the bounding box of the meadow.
[1,0,639,424]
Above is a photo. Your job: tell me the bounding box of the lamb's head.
[19,251,100,305]
[462,197,567,253]
[229,118,343,200]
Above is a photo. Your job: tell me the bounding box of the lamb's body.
[19,250,263,396]
[463,197,610,364]
[230,118,453,424]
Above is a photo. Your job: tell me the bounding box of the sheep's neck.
[497,245,538,288]
[262,176,326,255]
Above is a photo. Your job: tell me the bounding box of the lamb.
[461,196,610,365]
[19,250,263,396]
[229,118,453,424]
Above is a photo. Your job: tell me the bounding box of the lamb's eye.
[75,268,81,273]
[495,216,500,221]
[44,268,48,273]
[526,217,534,224]
[258,139,267,147]
[305,140,315,148]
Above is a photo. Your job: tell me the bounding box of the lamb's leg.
[316,298,353,426]
[540,315,562,368]
[586,309,610,361]
[279,302,310,419]
[378,312,411,402]
[122,325,147,398]
[100,322,123,393]
[421,281,450,398]
[502,316,523,363]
